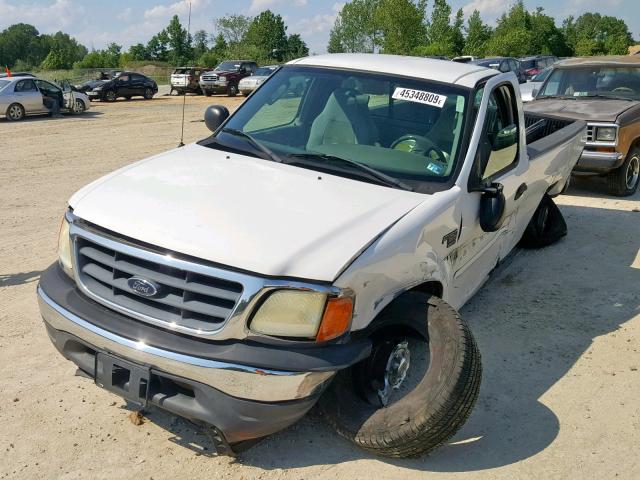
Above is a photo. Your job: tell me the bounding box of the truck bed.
[525,113,586,161]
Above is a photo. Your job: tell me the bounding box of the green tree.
[375,0,427,55]
[529,8,569,56]
[328,0,380,53]
[128,43,149,61]
[165,15,191,65]
[563,13,633,55]
[75,43,121,68]
[215,14,251,45]
[450,9,465,57]
[464,10,491,56]
[146,31,170,61]
[192,29,209,58]
[485,1,532,57]
[0,23,49,67]
[244,10,288,61]
[285,33,309,60]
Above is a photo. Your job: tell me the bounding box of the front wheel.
[73,99,85,114]
[320,293,481,458]
[104,90,117,102]
[608,148,640,196]
[144,88,154,100]
[6,103,25,121]
[227,84,238,97]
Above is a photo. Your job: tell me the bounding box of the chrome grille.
[75,236,243,332]
[201,73,218,81]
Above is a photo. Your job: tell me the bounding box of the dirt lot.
[1,94,639,480]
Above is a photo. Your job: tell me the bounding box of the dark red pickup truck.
[199,60,258,97]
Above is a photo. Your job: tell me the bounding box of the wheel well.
[409,280,443,298]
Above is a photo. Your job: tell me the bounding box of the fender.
[334,187,463,332]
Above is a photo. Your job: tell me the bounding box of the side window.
[15,79,37,92]
[479,84,519,180]
[118,74,130,82]
[510,60,519,71]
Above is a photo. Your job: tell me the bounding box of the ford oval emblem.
[126,276,160,298]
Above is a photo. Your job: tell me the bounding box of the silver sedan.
[0,75,90,121]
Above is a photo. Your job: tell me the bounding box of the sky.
[0,0,638,55]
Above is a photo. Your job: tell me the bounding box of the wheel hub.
[377,340,411,406]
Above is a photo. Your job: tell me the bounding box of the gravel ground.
[1,94,639,480]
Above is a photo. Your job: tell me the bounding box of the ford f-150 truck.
[38,54,585,458]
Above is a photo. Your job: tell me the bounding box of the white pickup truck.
[38,54,585,458]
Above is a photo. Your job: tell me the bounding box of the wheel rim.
[145,89,152,98]
[8,105,22,119]
[378,341,411,406]
[106,91,116,101]
[626,156,640,190]
[74,100,84,113]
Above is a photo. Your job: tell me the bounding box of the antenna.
[178,0,192,148]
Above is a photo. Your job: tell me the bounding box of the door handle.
[514,182,528,200]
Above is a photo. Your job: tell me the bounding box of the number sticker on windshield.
[392,88,446,108]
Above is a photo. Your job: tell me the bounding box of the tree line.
[328,0,635,58]
[0,9,309,70]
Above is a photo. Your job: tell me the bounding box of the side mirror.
[204,105,230,132]
[471,183,506,232]
[531,88,539,99]
[491,124,518,151]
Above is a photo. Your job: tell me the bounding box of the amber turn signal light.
[316,296,354,343]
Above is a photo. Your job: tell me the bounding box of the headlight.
[57,214,73,277]
[250,290,353,341]
[218,76,228,83]
[596,126,616,142]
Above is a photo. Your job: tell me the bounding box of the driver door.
[450,79,530,304]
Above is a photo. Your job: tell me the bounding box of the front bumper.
[199,81,228,92]
[574,150,624,173]
[38,263,370,442]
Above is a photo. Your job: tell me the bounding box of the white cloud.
[248,0,307,14]
[117,7,133,22]
[462,0,510,18]
[0,0,86,32]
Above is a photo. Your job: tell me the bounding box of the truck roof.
[288,53,497,88]
[557,55,640,67]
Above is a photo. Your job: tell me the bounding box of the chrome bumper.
[38,286,334,402]
[576,150,624,171]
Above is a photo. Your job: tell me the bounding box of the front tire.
[227,84,238,97]
[144,88,154,100]
[104,90,117,102]
[320,293,481,458]
[73,99,85,114]
[608,148,640,196]
[6,103,25,121]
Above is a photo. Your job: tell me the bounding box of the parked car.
[526,55,640,196]
[0,71,35,78]
[199,60,258,97]
[170,67,207,95]
[74,72,116,94]
[238,65,279,95]
[39,53,585,459]
[87,71,158,102]
[470,57,527,83]
[451,55,478,63]
[0,75,90,121]
[520,55,559,81]
[520,67,552,102]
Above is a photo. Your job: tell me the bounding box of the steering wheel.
[612,86,635,93]
[391,134,448,164]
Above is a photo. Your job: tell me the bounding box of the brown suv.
[525,56,640,196]
[199,60,258,97]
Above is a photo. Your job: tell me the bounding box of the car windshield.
[539,65,640,100]
[205,66,471,191]
[521,60,536,69]
[0,79,10,91]
[531,68,551,82]
[254,67,276,76]
[216,61,241,71]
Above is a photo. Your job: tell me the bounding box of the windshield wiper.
[578,94,634,101]
[537,95,576,100]
[286,152,414,191]
[220,128,283,163]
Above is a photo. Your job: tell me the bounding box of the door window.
[479,84,519,180]
[117,74,130,83]
[15,79,37,92]
[34,80,61,95]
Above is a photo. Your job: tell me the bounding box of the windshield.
[475,60,500,70]
[0,79,10,92]
[216,61,240,71]
[254,67,276,76]
[539,66,640,100]
[205,66,471,191]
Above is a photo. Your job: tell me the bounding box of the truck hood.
[69,143,426,281]
[524,98,639,122]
